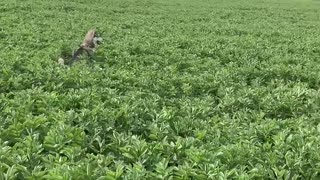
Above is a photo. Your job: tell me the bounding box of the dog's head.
[91,28,103,46]
[93,37,103,45]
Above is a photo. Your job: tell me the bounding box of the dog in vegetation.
[58,28,103,66]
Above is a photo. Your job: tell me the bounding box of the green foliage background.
[1,0,320,179]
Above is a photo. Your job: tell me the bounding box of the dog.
[58,28,103,66]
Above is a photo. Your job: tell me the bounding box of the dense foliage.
[1,0,320,179]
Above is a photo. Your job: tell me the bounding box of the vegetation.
[1,0,320,179]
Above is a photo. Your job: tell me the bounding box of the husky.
[58,28,103,66]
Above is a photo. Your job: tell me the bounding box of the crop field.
[1,0,320,179]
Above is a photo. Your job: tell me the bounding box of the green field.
[1,0,320,179]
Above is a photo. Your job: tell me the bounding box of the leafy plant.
[1,0,320,179]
